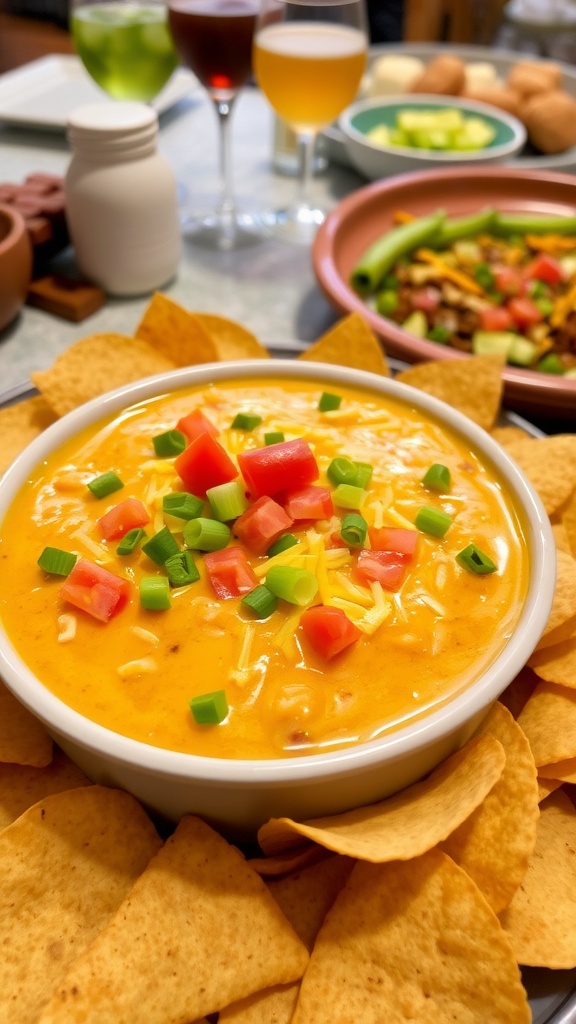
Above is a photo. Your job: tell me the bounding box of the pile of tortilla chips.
[1,295,576,1022]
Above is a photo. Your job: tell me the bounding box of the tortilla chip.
[0,785,161,1024]
[498,666,539,719]
[219,856,354,1024]
[135,293,218,366]
[490,424,532,447]
[0,746,92,830]
[551,521,573,555]
[501,434,576,516]
[31,335,175,417]
[441,703,539,913]
[292,849,530,1024]
[517,680,576,766]
[0,680,53,767]
[297,312,390,376]
[0,395,58,476]
[248,843,331,878]
[538,757,576,783]
[396,352,505,431]
[561,487,576,558]
[532,549,576,651]
[39,815,309,1024]
[195,312,269,360]
[258,734,505,861]
[500,790,576,968]
[537,776,563,802]
[529,631,576,687]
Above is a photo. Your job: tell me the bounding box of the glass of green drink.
[70,0,179,103]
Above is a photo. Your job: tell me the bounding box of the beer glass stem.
[295,131,316,213]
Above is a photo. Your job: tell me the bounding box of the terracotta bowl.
[0,204,32,333]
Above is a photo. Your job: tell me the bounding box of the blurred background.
[3,0,576,76]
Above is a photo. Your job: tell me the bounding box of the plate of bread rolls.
[323,43,576,173]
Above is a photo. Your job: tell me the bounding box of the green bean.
[432,207,496,246]
[350,210,446,296]
[493,212,576,236]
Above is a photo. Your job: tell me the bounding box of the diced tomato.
[368,526,418,557]
[411,285,441,313]
[97,498,151,541]
[493,265,523,296]
[176,408,219,443]
[300,605,361,660]
[478,305,515,332]
[175,431,238,497]
[355,549,410,591]
[60,558,131,622]
[523,252,563,286]
[507,295,544,329]
[204,546,258,599]
[233,496,293,555]
[238,438,319,499]
[282,485,334,522]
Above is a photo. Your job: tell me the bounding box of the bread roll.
[409,55,466,96]
[522,90,576,153]
[365,54,424,97]
[461,85,523,119]
[507,60,563,99]
[464,62,501,91]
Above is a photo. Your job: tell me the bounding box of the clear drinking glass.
[167,0,262,251]
[70,0,179,103]
[254,0,368,244]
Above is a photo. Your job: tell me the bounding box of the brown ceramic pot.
[0,204,32,333]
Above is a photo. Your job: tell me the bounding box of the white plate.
[0,54,199,131]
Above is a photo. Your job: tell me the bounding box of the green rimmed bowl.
[339,94,527,180]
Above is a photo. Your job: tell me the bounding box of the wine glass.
[254,0,368,244]
[167,0,263,251]
[70,0,179,103]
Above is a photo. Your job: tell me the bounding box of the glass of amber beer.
[254,0,368,244]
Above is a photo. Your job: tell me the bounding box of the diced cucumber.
[401,310,428,338]
[472,331,517,358]
[508,336,538,366]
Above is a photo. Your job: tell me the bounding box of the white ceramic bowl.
[0,360,555,838]
[339,94,527,180]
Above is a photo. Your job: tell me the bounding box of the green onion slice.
[116,527,147,556]
[37,547,77,576]
[264,431,285,445]
[165,550,200,587]
[142,527,180,565]
[415,505,452,538]
[152,429,187,458]
[267,533,299,558]
[183,517,231,552]
[162,492,204,521]
[241,584,278,618]
[340,513,368,547]
[456,543,497,575]
[327,457,358,487]
[231,413,262,430]
[318,391,342,412]
[206,481,248,522]
[139,576,171,611]
[265,565,318,606]
[332,483,366,510]
[353,461,373,489]
[422,463,451,493]
[189,689,228,725]
[87,471,123,499]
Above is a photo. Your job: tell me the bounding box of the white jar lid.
[67,102,158,138]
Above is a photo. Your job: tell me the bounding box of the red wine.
[168,0,259,94]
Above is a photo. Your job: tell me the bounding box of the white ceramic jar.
[65,102,181,297]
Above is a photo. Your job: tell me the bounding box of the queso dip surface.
[0,378,528,759]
